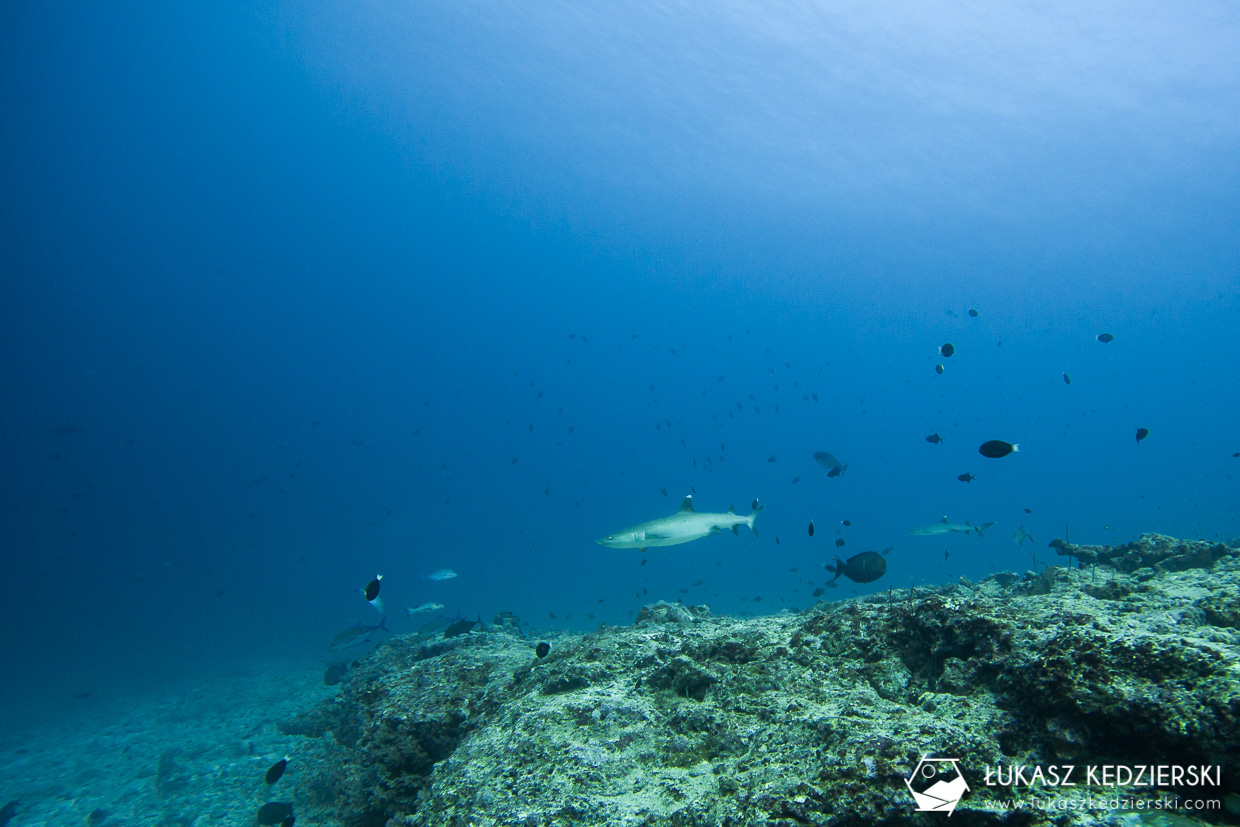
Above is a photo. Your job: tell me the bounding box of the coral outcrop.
[281,535,1240,826]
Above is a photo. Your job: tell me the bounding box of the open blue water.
[2,0,1237,727]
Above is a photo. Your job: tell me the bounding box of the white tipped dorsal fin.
[679,495,695,513]
[727,504,735,514]
[940,516,948,523]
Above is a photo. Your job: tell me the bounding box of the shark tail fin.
[747,504,763,537]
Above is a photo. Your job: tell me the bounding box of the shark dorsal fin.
[679,495,695,513]
[940,516,948,523]
[727,504,735,514]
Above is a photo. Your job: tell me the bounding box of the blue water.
[2,0,1238,726]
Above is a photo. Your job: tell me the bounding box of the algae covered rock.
[283,536,1240,827]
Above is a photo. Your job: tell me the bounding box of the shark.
[909,516,996,537]
[597,495,762,551]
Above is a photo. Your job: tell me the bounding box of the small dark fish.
[925,433,943,445]
[535,642,550,659]
[443,617,480,638]
[363,576,382,602]
[640,558,646,566]
[826,463,847,478]
[979,440,1018,458]
[812,587,825,597]
[1135,427,1149,443]
[935,363,944,374]
[257,803,294,826]
[968,308,979,317]
[660,488,668,496]
[1096,333,1114,343]
[826,551,886,584]
[842,519,851,526]
[1024,507,1033,513]
[265,759,287,785]
[808,520,815,537]
[323,664,347,686]
[766,455,777,463]
[945,549,950,561]
[1062,373,1071,384]
[776,537,781,545]
[939,342,954,358]
[834,538,845,548]
[957,472,975,483]
[1233,452,1240,458]
[791,475,801,484]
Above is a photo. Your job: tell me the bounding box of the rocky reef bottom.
[280,535,1240,827]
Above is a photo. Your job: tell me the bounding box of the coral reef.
[282,535,1240,826]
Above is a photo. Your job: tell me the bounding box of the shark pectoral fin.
[732,525,739,535]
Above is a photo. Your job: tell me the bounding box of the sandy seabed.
[0,658,334,827]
